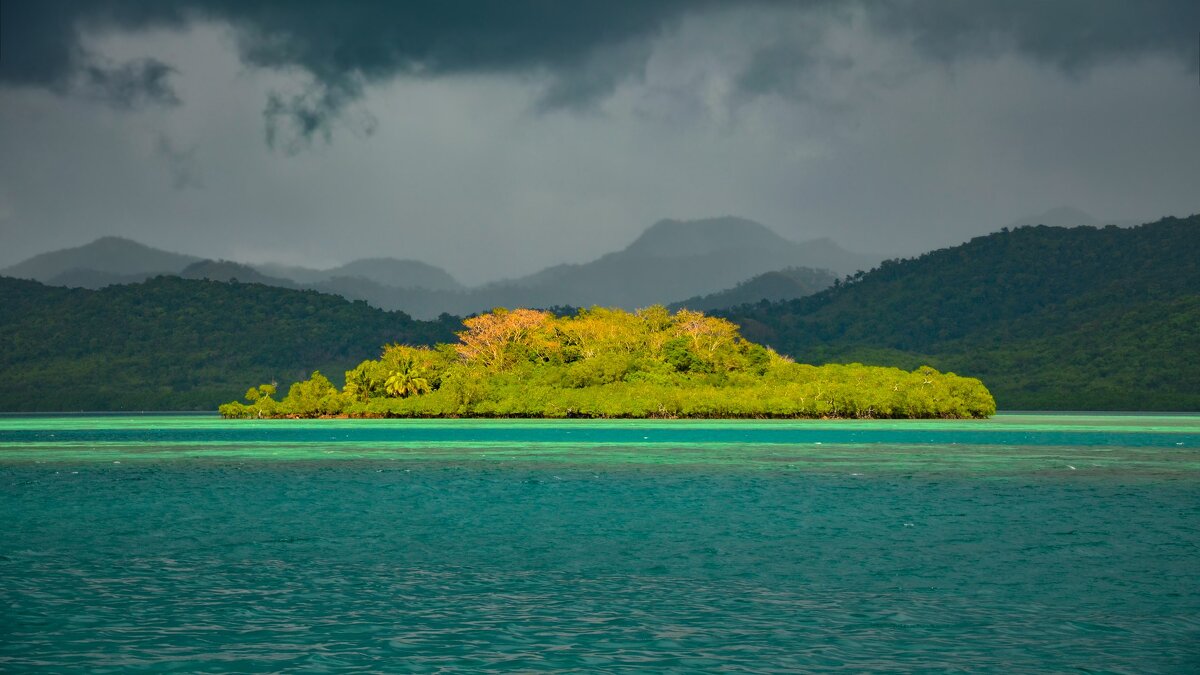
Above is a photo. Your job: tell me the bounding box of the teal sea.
[2,414,1199,672]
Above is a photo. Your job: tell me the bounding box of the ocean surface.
[2,414,1198,672]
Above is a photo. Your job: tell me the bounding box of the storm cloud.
[0,1,1197,282]
[3,1,1197,144]
[2,0,714,145]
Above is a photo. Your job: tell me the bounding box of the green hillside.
[0,276,457,411]
[722,216,1200,410]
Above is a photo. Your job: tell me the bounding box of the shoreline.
[257,411,991,420]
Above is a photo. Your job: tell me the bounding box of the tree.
[672,309,739,353]
[244,383,277,402]
[454,308,554,369]
[281,371,345,415]
[384,356,431,398]
[344,361,384,402]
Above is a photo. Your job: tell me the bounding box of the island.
[220,306,995,419]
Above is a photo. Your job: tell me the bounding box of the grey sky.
[1,1,1197,284]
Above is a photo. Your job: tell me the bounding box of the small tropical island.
[220,306,995,419]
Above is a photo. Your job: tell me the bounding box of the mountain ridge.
[2,236,200,282]
[257,258,463,291]
[6,217,865,317]
[622,217,794,258]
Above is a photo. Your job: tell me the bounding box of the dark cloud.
[869,0,1200,71]
[2,0,1196,143]
[1,0,710,146]
[730,1,1200,102]
[0,1,185,108]
[81,57,180,108]
[534,39,655,113]
[263,80,361,152]
[735,42,857,103]
[0,1,81,86]
[0,1,1196,282]
[220,1,717,146]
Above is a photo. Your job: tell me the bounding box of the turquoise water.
[2,414,1199,671]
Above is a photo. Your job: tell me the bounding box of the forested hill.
[721,216,1200,410]
[0,276,458,411]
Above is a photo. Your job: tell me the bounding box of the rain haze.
[1,1,1197,284]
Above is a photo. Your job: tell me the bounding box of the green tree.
[384,357,432,398]
[280,371,346,415]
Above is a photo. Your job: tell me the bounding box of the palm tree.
[345,367,376,402]
[385,356,432,398]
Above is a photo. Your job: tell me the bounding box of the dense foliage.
[721,216,1200,410]
[220,307,995,419]
[0,276,458,411]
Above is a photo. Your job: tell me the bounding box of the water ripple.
[3,462,1200,671]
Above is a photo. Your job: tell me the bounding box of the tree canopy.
[221,306,995,419]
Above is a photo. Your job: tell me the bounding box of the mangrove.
[220,306,995,419]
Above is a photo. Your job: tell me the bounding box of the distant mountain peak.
[625,216,795,258]
[250,256,463,293]
[323,257,462,291]
[1,236,199,283]
[91,235,142,245]
[181,259,296,287]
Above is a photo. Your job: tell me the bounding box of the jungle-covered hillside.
[721,216,1200,410]
[0,276,457,411]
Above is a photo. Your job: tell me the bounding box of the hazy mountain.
[307,276,463,318]
[251,263,329,284]
[255,258,462,291]
[624,217,796,258]
[670,267,836,312]
[1,236,199,286]
[6,217,876,318]
[619,217,874,272]
[247,217,874,318]
[45,268,162,289]
[180,260,298,287]
[424,217,877,317]
[325,258,462,291]
[721,215,1200,410]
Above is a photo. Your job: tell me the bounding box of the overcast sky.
[1,1,1197,284]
